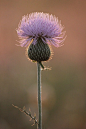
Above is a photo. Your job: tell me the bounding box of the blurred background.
[0,0,86,129]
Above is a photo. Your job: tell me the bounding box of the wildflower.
[17,12,66,62]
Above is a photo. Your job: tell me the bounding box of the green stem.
[39,62,44,69]
[37,62,42,129]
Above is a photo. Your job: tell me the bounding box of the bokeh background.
[0,0,86,129]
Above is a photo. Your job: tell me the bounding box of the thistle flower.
[16,12,66,129]
[17,12,66,62]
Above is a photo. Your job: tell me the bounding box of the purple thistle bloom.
[17,12,66,48]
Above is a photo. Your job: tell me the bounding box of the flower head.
[17,12,66,48]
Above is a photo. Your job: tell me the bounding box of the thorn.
[34,113,36,118]
[31,123,35,126]
[23,106,26,110]
[41,67,52,71]
[29,108,31,112]
[44,67,52,70]
[29,118,32,121]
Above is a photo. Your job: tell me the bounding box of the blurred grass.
[0,0,86,129]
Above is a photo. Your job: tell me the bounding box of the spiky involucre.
[28,38,51,62]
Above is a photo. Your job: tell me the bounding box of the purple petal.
[16,12,66,47]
